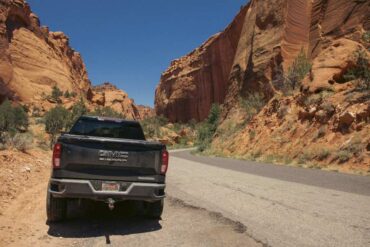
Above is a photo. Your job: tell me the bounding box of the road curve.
[168,151,370,247]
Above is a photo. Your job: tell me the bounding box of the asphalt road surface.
[0,149,369,247]
[169,150,370,247]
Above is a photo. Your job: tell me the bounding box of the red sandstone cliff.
[155,5,248,122]
[155,0,369,122]
[0,0,152,120]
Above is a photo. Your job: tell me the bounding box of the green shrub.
[336,150,351,163]
[140,115,168,139]
[239,92,265,121]
[6,132,33,152]
[70,92,78,98]
[196,104,221,152]
[362,31,370,43]
[343,49,370,90]
[317,148,330,161]
[51,86,63,103]
[66,98,88,129]
[44,105,69,147]
[284,49,312,95]
[64,90,71,98]
[0,100,29,133]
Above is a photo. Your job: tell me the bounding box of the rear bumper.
[49,178,165,202]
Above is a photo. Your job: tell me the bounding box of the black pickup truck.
[46,116,168,222]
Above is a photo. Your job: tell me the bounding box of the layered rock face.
[155,5,248,122]
[155,0,369,122]
[0,0,90,103]
[0,0,153,120]
[91,82,153,120]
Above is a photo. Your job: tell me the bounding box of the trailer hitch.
[106,198,115,211]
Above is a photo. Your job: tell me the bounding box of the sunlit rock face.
[155,0,369,122]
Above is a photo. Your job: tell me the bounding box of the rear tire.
[143,199,164,219]
[46,190,67,222]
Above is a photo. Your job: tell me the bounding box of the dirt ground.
[0,149,261,247]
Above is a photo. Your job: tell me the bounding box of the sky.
[27,0,247,106]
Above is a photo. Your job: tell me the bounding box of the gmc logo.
[99,150,128,162]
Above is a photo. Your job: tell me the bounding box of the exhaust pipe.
[107,198,115,210]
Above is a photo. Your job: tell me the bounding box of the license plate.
[102,182,120,192]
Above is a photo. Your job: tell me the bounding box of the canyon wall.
[155,0,369,122]
[155,5,248,122]
[0,0,152,120]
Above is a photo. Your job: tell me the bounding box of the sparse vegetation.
[64,90,71,98]
[66,98,88,129]
[317,148,331,161]
[362,31,370,43]
[44,105,69,147]
[343,49,370,90]
[4,132,33,152]
[0,99,29,135]
[89,106,124,118]
[272,48,312,95]
[283,49,312,95]
[196,104,220,152]
[239,92,266,122]
[141,115,168,139]
[51,86,63,103]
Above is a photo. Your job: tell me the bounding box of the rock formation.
[91,82,153,120]
[0,0,90,103]
[155,5,248,122]
[0,0,153,120]
[155,0,369,122]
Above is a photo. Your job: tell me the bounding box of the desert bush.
[336,150,351,163]
[363,31,370,43]
[343,49,370,90]
[317,148,331,161]
[70,92,78,98]
[285,49,312,93]
[140,115,168,139]
[89,106,124,118]
[6,132,33,152]
[31,106,42,117]
[0,99,29,134]
[196,104,220,152]
[64,90,71,98]
[239,92,266,122]
[314,126,326,140]
[66,98,88,129]
[51,86,63,103]
[44,105,69,147]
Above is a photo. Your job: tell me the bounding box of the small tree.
[343,49,370,90]
[64,90,71,98]
[196,104,221,152]
[44,105,69,148]
[0,100,15,134]
[0,100,28,134]
[13,105,29,131]
[285,49,312,94]
[66,98,88,129]
[51,86,63,103]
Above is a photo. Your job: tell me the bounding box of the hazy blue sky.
[28,0,247,106]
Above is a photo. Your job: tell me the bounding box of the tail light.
[161,149,169,175]
[52,143,62,169]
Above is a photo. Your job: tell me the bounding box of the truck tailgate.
[52,135,164,182]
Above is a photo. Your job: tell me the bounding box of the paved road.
[168,150,370,247]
